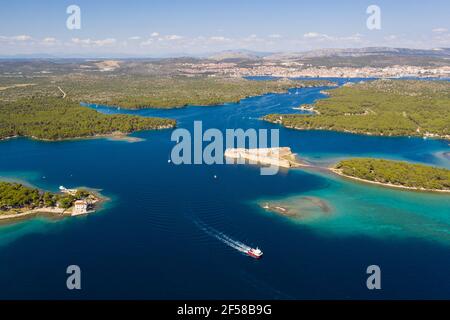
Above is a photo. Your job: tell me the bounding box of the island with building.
[0,181,105,223]
[224,147,308,168]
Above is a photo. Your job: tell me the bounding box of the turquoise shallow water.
[0,78,449,299]
[255,169,450,245]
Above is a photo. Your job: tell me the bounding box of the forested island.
[264,80,450,140]
[0,97,176,140]
[0,181,103,221]
[333,158,450,192]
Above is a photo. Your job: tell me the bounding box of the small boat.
[247,247,263,259]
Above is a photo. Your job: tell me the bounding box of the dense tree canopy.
[264,80,450,139]
[0,182,93,212]
[0,75,333,109]
[0,75,332,140]
[0,97,176,140]
[335,158,450,191]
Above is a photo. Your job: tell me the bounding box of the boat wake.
[193,219,251,254]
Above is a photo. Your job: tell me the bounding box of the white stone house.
[72,200,88,216]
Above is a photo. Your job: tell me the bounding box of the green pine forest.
[264,80,450,139]
[0,76,331,141]
[0,97,176,140]
[0,76,332,109]
[0,181,92,213]
[335,158,450,191]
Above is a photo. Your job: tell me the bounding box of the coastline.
[264,80,450,142]
[0,189,109,224]
[292,105,320,114]
[264,118,450,141]
[330,168,450,194]
[0,207,66,224]
[0,126,175,143]
[81,80,336,110]
[224,147,312,169]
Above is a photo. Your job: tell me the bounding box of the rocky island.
[260,196,333,221]
[224,147,308,168]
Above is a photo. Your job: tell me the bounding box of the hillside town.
[178,61,450,78]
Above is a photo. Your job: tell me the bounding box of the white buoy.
[168,159,171,163]
[214,175,217,179]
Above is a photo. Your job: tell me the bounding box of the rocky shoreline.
[0,126,175,143]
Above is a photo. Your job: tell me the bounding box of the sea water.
[0,78,449,299]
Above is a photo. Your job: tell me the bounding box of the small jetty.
[59,186,100,216]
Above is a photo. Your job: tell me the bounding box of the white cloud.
[432,28,448,33]
[13,35,32,41]
[384,35,397,41]
[209,36,231,42]
[165,34,182,40]
[71,38,88,45]
[268,34,282,39]
[71,38,117,47]
[42,37,57,43]
[242,34,263,43]
[40,37,58,46]
[1,29,448,56]
[302,32,363,43]
[0,34,33,42]
[303,32,325,39]
[97,38,116,46]
[344,33,363,41]
[140,38,154,46]
[432,31,450,46]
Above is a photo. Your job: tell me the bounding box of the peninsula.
[264,80,450,140]
[0,75,334,109]
[0,74,333,141]
[0,97,176,141]
[332,158,450,193]
[224,147,450,194]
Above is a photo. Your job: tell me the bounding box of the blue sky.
[0,0,449,56]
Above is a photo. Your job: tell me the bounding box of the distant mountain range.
[206,49,273,61]
[1,47,449,62]
[207,47,450,61]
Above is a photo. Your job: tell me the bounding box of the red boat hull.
[247,251,262,259]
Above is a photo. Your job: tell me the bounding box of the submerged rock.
[260,196,332,221]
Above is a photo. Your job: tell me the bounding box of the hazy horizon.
[1,0,449,57]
